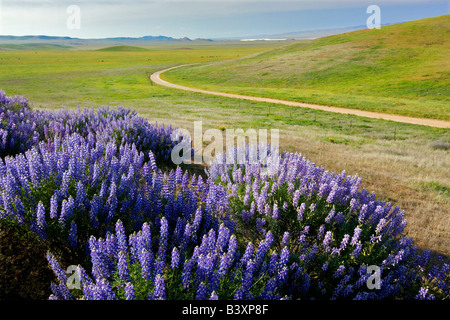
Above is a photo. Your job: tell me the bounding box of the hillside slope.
[165,15,450,120]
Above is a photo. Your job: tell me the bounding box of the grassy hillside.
[96,45,151,52]
[164,15,450,120]
[0,43,72,51]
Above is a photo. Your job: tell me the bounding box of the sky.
[0,0,448,39]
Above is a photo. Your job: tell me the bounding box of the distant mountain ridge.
[0,35,212,47]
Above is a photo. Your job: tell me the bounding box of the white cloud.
[0,0,446,38]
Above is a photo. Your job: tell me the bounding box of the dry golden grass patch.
[279,127,450,259]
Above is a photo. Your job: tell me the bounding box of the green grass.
[164,15,450,121]
[0,42,281,109]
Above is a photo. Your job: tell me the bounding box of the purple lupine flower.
[272,203,279,220]
[13,196,26,223]
[148,151,157,172]
[292,189,301,207]
[58,200,68,228]
[192,207,203,233]
[96,278,117,300]
[46,252,67,283]
[171,247,180,269]
[104,232,118,258]
[219,235,237,276]
[249,201,256,218]
[318,224,325,240]
[158,217,169,261]
[358,204,368,223]
[281,232,289,247]
[89,236,110,280]
[107,182,118,222]
[325,208,335,224]
[118,250,129,281]
[209,291,218,300]
[59,197,74,229]
[333,211,344,224]
[351,243,362,258]
[256,217,266,235]
[124,282,136,300]
[351,226,362,246]
[264,203,271,217]
[182,255,195,289]
[298,225,309,245]
[153,274,166,300]
[75,181,87,208]
[339,234,350,252]
[373,205,385,222]
[68,221,77,248]
[115,219,127,253]
[350,198,359,212]
[215,224,230,254]
[50,194,58,219]
[50,283,73,300]
[333,265,346,278]
[138,248,153,280]
[255,231,273,268]
[415,287,435,300]
[140,222,152,251]
[323,231,333,252]
[196,282,208,300]
[89,195,102,228]
[375,218,386,235]
[36,201,46,229]
[268,253,279,275]
[76,266,93,287]
[240,241,255,268]
[241,259,257,297]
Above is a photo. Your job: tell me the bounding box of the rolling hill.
[95,45,151,52]
[164,15,450,121]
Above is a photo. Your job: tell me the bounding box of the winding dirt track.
[151,65,450,129]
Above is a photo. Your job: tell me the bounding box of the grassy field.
[0,42,284,109]
[0,32,449,260]
[164,15,450,121]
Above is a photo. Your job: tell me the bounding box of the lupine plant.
[205,147,449,299]
[0,132,232,265]
[0,90,448,300]
[45,146,449,300]
[47,219,299,300]
[0,90,184,164]
[42,106,183,165]
[0,90,43,157]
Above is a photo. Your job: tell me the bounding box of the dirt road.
[151,66,450,129]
